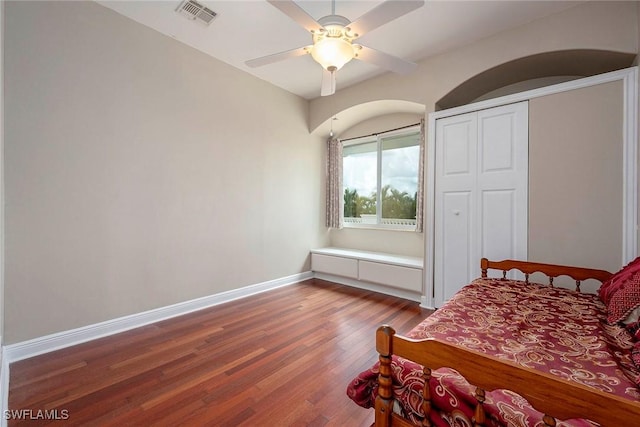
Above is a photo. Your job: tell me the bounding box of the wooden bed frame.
[375,258,640,427]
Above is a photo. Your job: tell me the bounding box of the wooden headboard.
[480,258,613,292]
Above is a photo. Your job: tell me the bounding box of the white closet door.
[434,112,478,304]
[434,102,528,306]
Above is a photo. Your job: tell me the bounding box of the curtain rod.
[340,122,421,142]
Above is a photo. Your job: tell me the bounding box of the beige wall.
[529,81,623,292]
[338,113,423,141]
[4,1,326,343]
[330,227,423,258]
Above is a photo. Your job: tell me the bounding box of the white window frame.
[342,125,421,231]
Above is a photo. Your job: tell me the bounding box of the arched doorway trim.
[436,50,636,110]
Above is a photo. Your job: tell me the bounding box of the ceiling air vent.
[176,0,217,26]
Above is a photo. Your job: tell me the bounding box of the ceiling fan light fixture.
[249,0,426,96]
[310,35,355,71]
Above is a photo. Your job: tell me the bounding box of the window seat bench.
[310,247,423,302]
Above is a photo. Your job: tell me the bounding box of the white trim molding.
[314,272,422,303]
[424,66,639,307]
[1,0,7,423]
[3,271,313,364]
[0,342,7,427]
[621,67,639,264]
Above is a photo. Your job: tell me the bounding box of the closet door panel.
[481,189,516,262]
[442,123,473,176]
[440,191,473,302]
[478,103,528,183]
[434,112,478,305]
[481,118,513,172]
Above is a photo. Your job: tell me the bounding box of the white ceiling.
[97,0,583,100]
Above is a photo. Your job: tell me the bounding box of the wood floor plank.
[8,279,433,426]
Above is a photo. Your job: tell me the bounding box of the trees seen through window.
[342,127,420,229]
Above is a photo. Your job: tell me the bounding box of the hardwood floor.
[8,279,433,426]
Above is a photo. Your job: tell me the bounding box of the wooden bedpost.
[473,387,486,426]
[421,367,433,427]
[375,326,395,427]
[481,258,489,278]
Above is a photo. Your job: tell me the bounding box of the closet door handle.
[452,210,461,216]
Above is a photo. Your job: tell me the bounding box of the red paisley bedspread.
[346,278,640,426]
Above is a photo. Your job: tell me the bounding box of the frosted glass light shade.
[311,37,355,71]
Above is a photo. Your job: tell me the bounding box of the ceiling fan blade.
[267,0,324,33]
[245,45,311,68]
[356,45,417,75]
[321,69,336,96]
[347,0,424,38]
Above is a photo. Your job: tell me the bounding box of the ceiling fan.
[245,0,425,96]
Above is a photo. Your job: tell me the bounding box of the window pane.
[381,132,420,220]
[343,140,377,221]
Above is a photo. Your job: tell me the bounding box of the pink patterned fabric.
[606,272,640,324]
[346,278,640,426]
[347,356,597,427]
[633,342,640,372]
[406,278,640,395]
[599,257,640,306]
[347,356,478,426]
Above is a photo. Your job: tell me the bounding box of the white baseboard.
[0,339,7,427]
[420,295,436,310]
[3,271,313,364]
[313,272,422,303]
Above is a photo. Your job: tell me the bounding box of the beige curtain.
[415,119,426,232]
[326,137,343,229]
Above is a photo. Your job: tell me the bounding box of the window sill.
[341,223,418,232]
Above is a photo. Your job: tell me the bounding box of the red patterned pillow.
[606,270,640,324]
[599,257,640,305]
